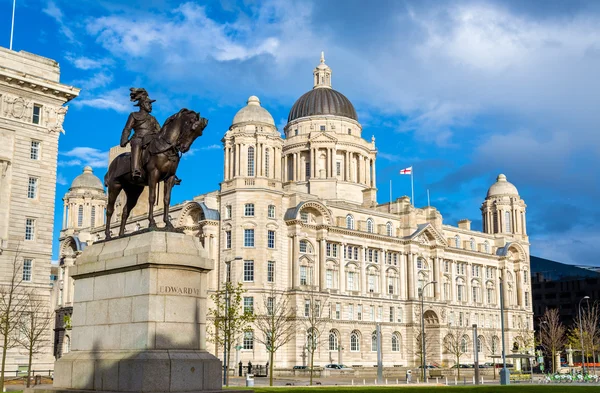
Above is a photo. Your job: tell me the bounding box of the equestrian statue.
[104,88,208,239]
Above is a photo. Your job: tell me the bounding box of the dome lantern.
[313,51,332,89]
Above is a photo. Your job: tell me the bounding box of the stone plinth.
[53,231,222,392]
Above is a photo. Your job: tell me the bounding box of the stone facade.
[0,47,78,372]
[59,55,533,369]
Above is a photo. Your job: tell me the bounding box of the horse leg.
[105,182,122,240]
[147,171,158,229]
[163,175,176,230]
[119,185,144,236]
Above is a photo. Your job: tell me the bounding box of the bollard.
[363,379,365,385]
[463,377,466,385]
[351,379,354,385]
[396,378,398,384]
[473,376,475,384]
[481,376,484,384]
[417,378,419,384]
[455,377,458,385]
[374,379,376,385]
[445,377,448,386]
[436,377,439,384]
[386,378,388,385]
[426,378,429,383]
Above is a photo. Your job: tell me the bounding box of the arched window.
[455,235,460,248]
[90,206,96,227]
[350,331,360,352]
[366,219,374,233]
[371,332,378,352]
[391,333,400,352]
[77,205,83,227]
[477,336,483,353]
[65,335,71,354]
[505,211,511,233]
[247,146,255,177]
[386,222,393,236]
[491,336,500,354]
[299,240,312,254]
[328,331,338,351]
[483,241,489,253]
[265,149,270,178]
[346,215,354,230]
[470,238,475,251]
[460,336,468,353]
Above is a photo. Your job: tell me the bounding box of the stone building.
[0,47,79,371]
[58,54,533,368]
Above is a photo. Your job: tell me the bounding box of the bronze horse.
[104,108,208,239]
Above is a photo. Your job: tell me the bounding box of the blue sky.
[3,0,599,265]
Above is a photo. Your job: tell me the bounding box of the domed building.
[60,54,533,372]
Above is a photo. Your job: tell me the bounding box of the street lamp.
[223,256,242,386]
[420,280,437,381]
[579,295,590,375]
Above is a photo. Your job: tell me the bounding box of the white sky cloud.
[59,147,109,168]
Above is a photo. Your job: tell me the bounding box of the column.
[407,252,415,300]
[522,210,527,235]
[516,269,522,307]
[339,242,346,293]
[332,148,337,177]
[283,153,288,182]
[399,253,407,299]
[236,144,241,177]
[380,250,386,294]
[360,247,366,295]
[319,238,326,290]
[224,147,229,181]
[371,158,376,188]
[291,236,298,288]
[293,153,298,181]
[345,151,350,181]
[62,201,67,229]
[433,257,440,299]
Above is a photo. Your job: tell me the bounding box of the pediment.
[309,132,338,144]
[408,223,448,247]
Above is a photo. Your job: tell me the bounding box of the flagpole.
[427,189,430,207]
[389,180,392,213]
[10,0,16,50]
[411,170,415,207]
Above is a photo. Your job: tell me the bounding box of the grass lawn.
[236,386,599,393]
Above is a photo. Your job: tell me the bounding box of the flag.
[399,166,412,175]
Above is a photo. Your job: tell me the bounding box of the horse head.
[177,110,208,153]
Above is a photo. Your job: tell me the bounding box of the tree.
[540,308,567,373]
[515,316,536,355]
[443,323,471,378]
[408,324,435,370]
[207,282,254,386]
[253,285,296,386]
[17,291,52,387]
[481,330,501,379]
[567,301,600,370]
[301,290,329,386]
[0,247,28,391]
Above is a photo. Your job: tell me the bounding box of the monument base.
[51,232,229,392]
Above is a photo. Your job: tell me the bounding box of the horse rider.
[120,88,161,180]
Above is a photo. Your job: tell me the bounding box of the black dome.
[288,88,358,123]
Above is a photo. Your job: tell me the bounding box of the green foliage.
[246,386,600,393]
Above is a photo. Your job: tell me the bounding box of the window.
[244,229,254,247]
[505,211,511,232]
[22,259,32,281]
[457,283,464,302]
[357,305,362,321]
[455,235,460,248]
[347,272,355,290]
[320,125,326,131]
[299,240,308,253]
[90,206,96,227]
[461,336,468,353]
[225,205,232,219]
[300,266,307,285]
[523,270,528,284]
[244,203,254,216]
[247,146,255,176]
[444,261,450,273]
[243,331,254,350]
[304,300,310,317]
[525,291,530,307]
[370,305,375,321]
[378,306,383,322]
[335,303,341,319]
[267,261,275,282]
[386,222,393,236]
[348,128,352,135]
[30,141,40,160]
[268,205,275,218]
[368,274,376,293]
[346,215,354,230]
[326,270,333,289]
[77,205,84,227]
[243,260,254,282]
[32,104,42,124]
[267,230,275,249]
[243,297,254,315]
[27,177,38,199]
[336,161,341,176]
[294,129,298,136]
[484,241,489,253]
[389,306,394,322]
[459,312,464,326]
[387,276,395,294]
[267,297,274,315]
[472,286,478,303]
[305,160,311,179]
[470,238,476,251]
[25,218,35,240]
[371,333,378,352]
[300,212,308,223]
[265,149,270,177]
[225,231,231,249]
[326,243,338,257]
[487,288,493,304]
[329,331,338,351]
[392,333,400,352]
[350,332,360,351]
[348,304,354,320]
[366,219,374,233]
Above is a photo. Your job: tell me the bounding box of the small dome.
[70,166,104,191]
[288,88,358,122]
[231,96,275,126]
[487,174,519,198]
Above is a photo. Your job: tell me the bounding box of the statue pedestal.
[50,231,223,392]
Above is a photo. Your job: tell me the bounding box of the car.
[418,365,439,369]
[451,364,472,368]
[324,364,342,369]
[293,365,307,370]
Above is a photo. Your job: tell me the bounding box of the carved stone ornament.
[49,106,68,133]
[11,97,26,119]
[0,159,9,177]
